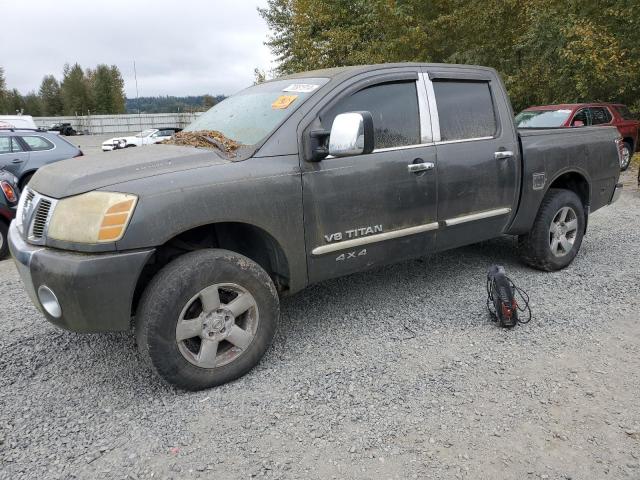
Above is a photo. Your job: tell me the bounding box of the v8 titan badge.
[272,95,298,109]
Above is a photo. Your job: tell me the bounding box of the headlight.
[48,192,138,243]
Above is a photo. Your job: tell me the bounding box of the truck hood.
[30,144,231,199]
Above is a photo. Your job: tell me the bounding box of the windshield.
[136,129,157,138]
[185,78,329,145]
[515,109,572,128]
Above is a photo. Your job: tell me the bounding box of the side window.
[21,136,54,151]
[433,80,497,141]
[11,137,24,152]
[0,137,11,154]
[322,81,420,149]
[571,109,591,126]
[590,107,612,125]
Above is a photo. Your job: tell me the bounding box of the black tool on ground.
[486,265,532,328]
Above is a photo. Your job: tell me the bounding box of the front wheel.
[518,189,585,271]
[620,142,632,171]
[0,222,8,260]
[135,249,279,390]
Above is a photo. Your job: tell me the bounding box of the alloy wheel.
[549,206,578,257]
[175,283,259,369]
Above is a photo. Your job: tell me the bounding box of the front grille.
[21,189,35,227]
[31,199,52,239]
[20,187,57,245]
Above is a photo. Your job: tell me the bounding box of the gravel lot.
[1,164,639,480]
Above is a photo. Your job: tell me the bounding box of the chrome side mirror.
[328,111,374,157]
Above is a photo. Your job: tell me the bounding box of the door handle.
[494,151,514,160]
[12,158,24,164]
[408,162,435,173]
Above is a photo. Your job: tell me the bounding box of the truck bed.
[507,126,621,235]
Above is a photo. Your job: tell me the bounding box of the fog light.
[37,285,62,318]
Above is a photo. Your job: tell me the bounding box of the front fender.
[111,155,308,292]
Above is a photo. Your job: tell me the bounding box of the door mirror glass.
[328,111,374,157]
[572,120,584,127]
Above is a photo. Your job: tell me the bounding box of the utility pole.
[134,60,143,135]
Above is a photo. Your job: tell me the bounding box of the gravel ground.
[1,167,639,480]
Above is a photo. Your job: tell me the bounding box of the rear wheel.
[135,249,279,390]
[518,189,585,271]
[620,141,632,171]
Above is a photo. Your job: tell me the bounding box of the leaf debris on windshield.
[162,130,241,156]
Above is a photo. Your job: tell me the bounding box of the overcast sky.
[2,0,275,98]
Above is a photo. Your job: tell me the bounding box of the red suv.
[516,103,639,170]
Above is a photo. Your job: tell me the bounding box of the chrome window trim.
[417,73,434,143]
[423,74,441,142]
[444,207,511,227]
[324,142,436,159]
[435,136,494,146]
[312,221,439,256]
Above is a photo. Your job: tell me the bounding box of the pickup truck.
[9,63,623,390]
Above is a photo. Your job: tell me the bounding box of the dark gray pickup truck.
[9,63,623,390]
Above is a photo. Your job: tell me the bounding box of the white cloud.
[2,0,275,97]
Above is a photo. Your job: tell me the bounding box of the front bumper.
[8,222,154,333]
[609,182,623,204]
[101,145,115,151]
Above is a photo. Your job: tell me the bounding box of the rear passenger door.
[422,68,520,250]
[0,136,29,177]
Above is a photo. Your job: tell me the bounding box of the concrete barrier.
[33,112,204,135]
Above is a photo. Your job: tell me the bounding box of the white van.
[0,115,38,130]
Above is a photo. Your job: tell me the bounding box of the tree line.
[259,0,640,113]
[0,63,126,116]
[125,95,226,114]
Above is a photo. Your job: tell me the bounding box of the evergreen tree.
[22,92,42,116]
[7,88,24,114]
[0,67,8,114]
[61,63,92,115]
[39,75,63,116]
[109,65,126,114]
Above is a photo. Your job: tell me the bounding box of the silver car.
[0,129,83,189]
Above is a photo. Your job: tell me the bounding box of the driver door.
[301,71,439,283]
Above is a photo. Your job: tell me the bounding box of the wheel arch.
[506,168,591,236]
[547,170,590,209]
[131,221,291,317]
[18,169,37,190]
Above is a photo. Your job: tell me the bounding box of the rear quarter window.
[433,80,497,141]
[21,136,54,151]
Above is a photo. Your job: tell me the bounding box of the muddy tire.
[135,249,279,391]
[518,189,585,271]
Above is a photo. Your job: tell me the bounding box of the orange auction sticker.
[272,95,298,109]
